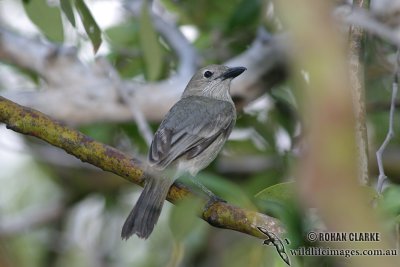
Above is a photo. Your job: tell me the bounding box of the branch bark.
[348,0,369,185]
[0,96,284,239]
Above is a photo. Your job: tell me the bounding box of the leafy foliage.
[139,0,164,81]
[23,0,64,42]
[23,0,102,53]
[74,0,102,53]
[60,0,75,27]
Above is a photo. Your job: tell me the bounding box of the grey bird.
[121,64,246,240]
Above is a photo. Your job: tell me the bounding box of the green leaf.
[139,1,163,81]
[227,0,261,32]
[379,185,400,215]
[256,183,305,247]
[75,0,102,53]
[169,197,203,241]
[60,0,76,27]
[105,21,139,48]
[255,182,295,207]
[78,124,115,143]
[23,0,64,42]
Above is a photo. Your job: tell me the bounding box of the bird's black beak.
[220,66,247,80]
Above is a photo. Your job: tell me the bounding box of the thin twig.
[376,51,399,192]
[122,86,154,146]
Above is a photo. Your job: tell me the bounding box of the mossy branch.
[0,96,284,239]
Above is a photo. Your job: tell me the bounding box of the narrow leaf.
[23,0,64,42]
[139,1,163,81]
[75,0,102,53]
[60,0,76,27]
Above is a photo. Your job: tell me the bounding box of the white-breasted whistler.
[121,65,246,239]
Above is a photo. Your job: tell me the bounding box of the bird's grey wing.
[183,111,235,160]
[148,97,235,169]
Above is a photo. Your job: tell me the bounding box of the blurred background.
[0,0,399,267]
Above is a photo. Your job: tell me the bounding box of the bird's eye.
[203,70,213,78]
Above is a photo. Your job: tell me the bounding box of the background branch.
[348,0,369,185]
[0,202,64,238]
[124,0,201,78]
[0,96,284,239]
[0,27,287,124]
[337,6,400,47]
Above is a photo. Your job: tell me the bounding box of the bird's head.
[182,64,246,101]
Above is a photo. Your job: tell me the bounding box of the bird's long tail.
[121,176,173,239]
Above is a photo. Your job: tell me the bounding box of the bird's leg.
[188,175,226,203]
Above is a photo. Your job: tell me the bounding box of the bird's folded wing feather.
[148,96,235,169]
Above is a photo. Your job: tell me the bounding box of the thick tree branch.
[0,96,284,239]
